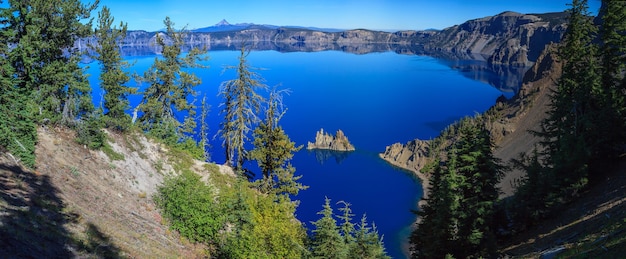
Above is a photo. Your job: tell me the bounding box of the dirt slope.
[493,44,562,196]
[0,126,229,258]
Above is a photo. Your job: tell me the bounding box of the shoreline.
[378,153,430,258]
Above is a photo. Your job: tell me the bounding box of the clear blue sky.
[90,0,602,32]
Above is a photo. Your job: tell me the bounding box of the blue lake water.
[85,49,510,258]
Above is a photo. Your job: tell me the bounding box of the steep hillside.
[0,127,232,258]
[421,11,567,66]
[493,44,562,196]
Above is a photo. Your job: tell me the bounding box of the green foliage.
[156,167,308,258]
[310,197,347,259]
[220,189,307,259]
[0,90,37,167]
[219,46,267,171]
[5,0,98,124]
[411,116,502,258]
[0,0,98,166]
[0,18,36,167]
[351,215,389,259]
[596,0,626,161]
[93,5,135,132]
[101,143,124,161]
[508,0,626,239]
[137,17,207,141]
[155,170,225,244]
[199,94,211,162]
[250,89,307,196]
[309,198,389,259]
[75,110,106,150]
[173,137,205,161]
[539,0,598,194]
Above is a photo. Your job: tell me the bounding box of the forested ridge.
[0,0,389,258]
[409,0,626,258]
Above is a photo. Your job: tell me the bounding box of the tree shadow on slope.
[0,160,123,258]
[500,160,626,257]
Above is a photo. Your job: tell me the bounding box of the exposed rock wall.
[379,139,431,198]
[421,11,567,66]
[307,128,355,151]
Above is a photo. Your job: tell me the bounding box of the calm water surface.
[86,50,509,258]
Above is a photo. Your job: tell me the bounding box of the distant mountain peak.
[215,19,231,27]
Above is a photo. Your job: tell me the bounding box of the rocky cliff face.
[75,12,566,67]
[379,140,430,174]
[75,26,427,56]
[421,11,568,66]
[307,129,355,151]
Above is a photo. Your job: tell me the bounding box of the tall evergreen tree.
[454,119,503,257]
[538,0,599,194]
[351,215,389,259]
[337,200,356,247]
[93,5,134,131]
[310,197,347,259]
[0,4,36,167]
[199,94,211,162]
[411,117,502,258]
[219,46,267,172]
[597,0,626,159]
[411,154,460,258]
[6,0,98,124]
[137,17,207,142]
[249,89,306,195]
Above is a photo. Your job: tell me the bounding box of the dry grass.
[0,126,219,258]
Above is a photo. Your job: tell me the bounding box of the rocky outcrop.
[379,139,430,175]
[307,129,355,151]
[421,11,568,66]
[379,139,431,197]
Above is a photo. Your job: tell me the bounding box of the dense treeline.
[409,0,626,257]
[410,116,503,258]
[510,0,626,228]
[0,1,389,257]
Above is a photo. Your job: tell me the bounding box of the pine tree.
[453,118,503,257]
[596,0,626,160]
[411,154,460,258]
[337,201,356,247]
[199,94,211,162]
[219,46,267,172]
[538,0,599,198]
[351,215,389,259]
[137,17,207,142]
[411,117,502,258]
[6,0,98,124]
[310,197,347,259]
[249,89,306,195]
[0,5,36,167]
[93,5,134,131]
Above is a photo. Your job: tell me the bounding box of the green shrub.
[76,111,106,150]
[155,170,225,244]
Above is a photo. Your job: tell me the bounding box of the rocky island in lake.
[307,128,355,151]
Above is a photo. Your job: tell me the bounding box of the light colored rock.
[379,139,431,198]
[307,128,355,151]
